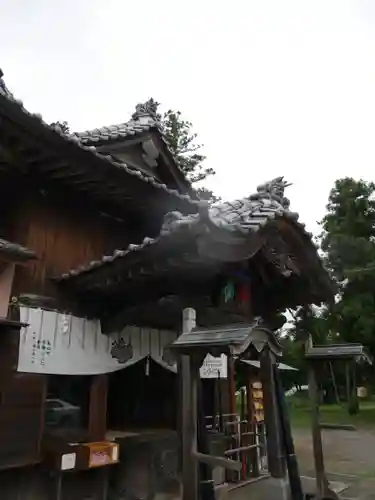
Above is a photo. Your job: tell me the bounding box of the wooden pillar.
[308,363,330,497]
[226,354,237,483]
[88,374,108,442]
[227,355,237,417]
[181,308,199,500]
[246,375,260,477]
[259,347,285,479]
[88,375,109,500]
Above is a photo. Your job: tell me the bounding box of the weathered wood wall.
[0,373,46,469]
[11,183,140,297]
[0,322,46,469]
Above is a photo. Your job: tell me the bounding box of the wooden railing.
[205,413,268,484]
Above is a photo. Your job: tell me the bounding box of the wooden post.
[88,374,109,500]
[88,374,108,441]
[227,354,237,482]
[308,363,331,497]
[181,308,199,500]
[246,376,260,477]
[227,355,237,417]
[259,348,285,480]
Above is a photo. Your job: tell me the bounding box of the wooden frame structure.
[171,310,284,500]
[305,341,372,500]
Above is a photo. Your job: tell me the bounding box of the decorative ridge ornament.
[250,176,292,209]
[0,68,14,100]
[132,98,159,120]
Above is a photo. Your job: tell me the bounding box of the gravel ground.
[293,427,375,499]
[228,428,375,499]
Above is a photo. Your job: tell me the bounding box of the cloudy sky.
[1,0,375,234]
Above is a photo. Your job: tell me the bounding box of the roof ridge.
[70,97,164,141]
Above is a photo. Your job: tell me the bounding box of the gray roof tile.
[170,320,282,357]
[69,98,162,145]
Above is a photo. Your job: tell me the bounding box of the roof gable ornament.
[0,68,14,100]
[132,98,159,121]
[250,176,292,209]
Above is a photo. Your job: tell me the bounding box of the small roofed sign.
[200,354,227,379]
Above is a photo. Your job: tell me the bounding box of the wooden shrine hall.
[0,67,334,500]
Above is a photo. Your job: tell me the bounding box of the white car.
[45,398,81,428]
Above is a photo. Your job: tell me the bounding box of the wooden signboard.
[251,381,264,423]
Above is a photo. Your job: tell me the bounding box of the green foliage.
[281,306,340,390]
[320,177,375,358]
[160,109,219,203]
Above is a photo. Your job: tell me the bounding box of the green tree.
[320,177,375,358]
[282,306,335,390]
[160,109,219,202]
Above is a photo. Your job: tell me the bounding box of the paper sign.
[200,354,227,379]
[61,453,76,471]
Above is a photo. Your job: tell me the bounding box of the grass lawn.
[289,397,375,429]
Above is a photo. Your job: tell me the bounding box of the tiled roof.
[69,99,162,145]
[0,71,196,207]
[70,120,157,144]
[170,320,282,357]
[0,238,37,262]
[305,344,373,364]
[56,177,319,281]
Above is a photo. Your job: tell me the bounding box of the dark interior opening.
[45,374,92,440]
[202,379,216,417]
[107,357,178,430]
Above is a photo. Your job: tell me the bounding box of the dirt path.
[293,427,375,498]
[293,427,375,477]
[228,428,375,499]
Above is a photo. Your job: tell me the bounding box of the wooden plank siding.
[10,184,141,298]
[0,321,46,469]
[0,374,46,469]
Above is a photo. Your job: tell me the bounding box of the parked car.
[45,398,81,428]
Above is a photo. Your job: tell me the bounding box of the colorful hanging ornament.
[237,283,250,305]
[222,281,235,303]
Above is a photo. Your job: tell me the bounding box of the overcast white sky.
[1,0,375,234]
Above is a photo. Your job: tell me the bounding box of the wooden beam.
[192,452,242,472]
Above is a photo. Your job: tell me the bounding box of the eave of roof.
[0,70,197,211]
[170,320,282,357]
[55,177,333,304]
[305,343,373,364]
[0,238,37,262]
